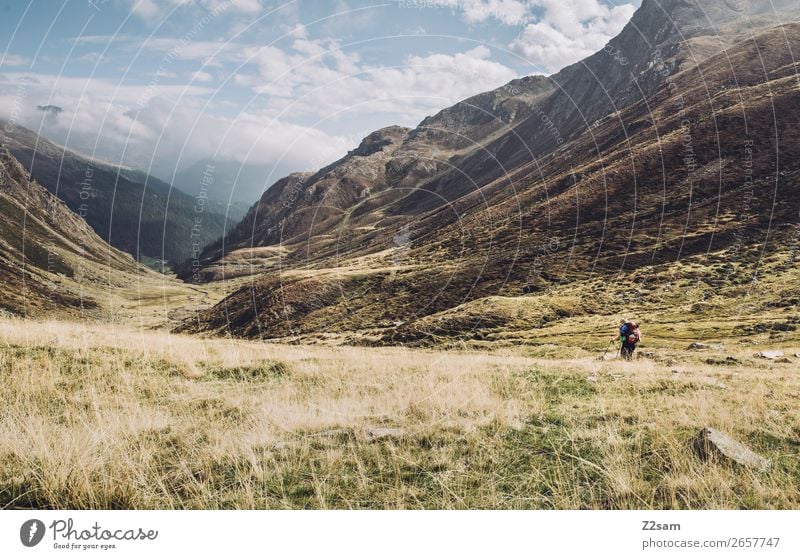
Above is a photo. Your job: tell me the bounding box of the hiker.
[618,318,642,360]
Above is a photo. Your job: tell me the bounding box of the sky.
[0,0,641,190]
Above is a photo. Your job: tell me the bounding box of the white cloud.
[0,71,350,180]
[509,0,636,73]
[238,40,518,123]
[0,31,521,179]
[420,0,528,26]
[0,54,30,67]
[124,97,352,179]
[283,23,308,39]
[444,0,531,26]
[5,0,626,187]
[191,70,214,82]
[134,32,519,124]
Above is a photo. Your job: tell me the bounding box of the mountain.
[181,0,800,341]
[183,75,555,281]
[171,157,286,209]
[0,148,148,316]
[1,123,236,266]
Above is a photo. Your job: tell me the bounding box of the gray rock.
[755,350,784,360]
[363,427,406,441]
[693,428,770,472]
[688,342,724,350]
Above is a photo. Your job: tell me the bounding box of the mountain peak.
[348,125,411,158]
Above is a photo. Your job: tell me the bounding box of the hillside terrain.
[0,148,143,316]
[182,0,800,344]
[0,147,226,324]
[2,123,235,266]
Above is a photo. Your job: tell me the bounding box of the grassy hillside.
[2,122,234,265]
[1,319,797,509]
[0,148,148,317]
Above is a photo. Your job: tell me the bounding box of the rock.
[693,428,770,472]
[688,342,724,350]
[311,428,350,439]
[363,427,406,441]
[705,356,741,366]
[755,350,784,360]
[587,374,599,383]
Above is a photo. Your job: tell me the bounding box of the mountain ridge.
[0,147,152,316]
[1,122,236,266]
[180,0,800,341]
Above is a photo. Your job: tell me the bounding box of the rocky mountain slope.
[181,0,800,341]
[183,75,556,280]
[0,148,150,316]
[2,123,234,266]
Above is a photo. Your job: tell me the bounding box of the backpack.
[620,322,639,344]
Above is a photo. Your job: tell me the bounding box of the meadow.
[1,318,798,509]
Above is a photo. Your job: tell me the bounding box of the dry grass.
[1,318,798,509]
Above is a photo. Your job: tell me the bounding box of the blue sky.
[0,0,640,184]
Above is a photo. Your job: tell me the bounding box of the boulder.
[688,342,724,350]
[755,350,784,360]
[693,428,770,472]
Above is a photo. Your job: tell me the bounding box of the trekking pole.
[601,337,615,359]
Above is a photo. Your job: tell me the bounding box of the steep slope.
[0,148,148,316]
[396,0,800,212]
[2,123,233,266]
[182,2,800,341]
